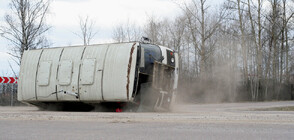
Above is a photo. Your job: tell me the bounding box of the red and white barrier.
[0,77,18,84]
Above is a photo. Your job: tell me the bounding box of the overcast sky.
[0,0,223,76]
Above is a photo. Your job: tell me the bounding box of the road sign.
[0,77,18,84]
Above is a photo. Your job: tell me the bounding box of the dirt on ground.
[0,101,294,140]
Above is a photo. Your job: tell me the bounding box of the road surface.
[0,101,294,140]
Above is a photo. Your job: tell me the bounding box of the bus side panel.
[57,47,85,101]
[103,43,138,101]
[18,50,43,101]
[79,44,108,101]
[36,48,63,101]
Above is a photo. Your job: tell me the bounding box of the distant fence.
[0,83,22,106]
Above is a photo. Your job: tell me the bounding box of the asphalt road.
[0,101,294,140]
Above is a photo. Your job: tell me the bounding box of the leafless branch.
[0,0,51,65]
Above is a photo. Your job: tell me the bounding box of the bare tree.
[112,24,126,43]
[236,0,249,83]
[168,15,186,77]
[125,19,142,42]
[249,0,264,100]
[183,0,228,79]
[76,16,98,46]
[281,0,294,84]
[112,20,142,43]
[0,0,51,65]
[143,16,164,45]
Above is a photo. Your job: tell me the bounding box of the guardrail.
[0,77,19,106]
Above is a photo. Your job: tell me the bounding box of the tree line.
[112,0,294,102]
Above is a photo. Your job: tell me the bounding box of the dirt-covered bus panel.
[17,42,178,111]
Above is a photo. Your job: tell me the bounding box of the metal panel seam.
[35,49,44,100]
[101,44,110,101]
[77,46,86,100]
[55,48,64,101]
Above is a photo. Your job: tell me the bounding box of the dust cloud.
[176,59,244,104]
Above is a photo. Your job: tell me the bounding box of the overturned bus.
[17,41,179,111]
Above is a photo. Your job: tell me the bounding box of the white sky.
[0,0,223,76]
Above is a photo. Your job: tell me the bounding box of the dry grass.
[254,106,294,111]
